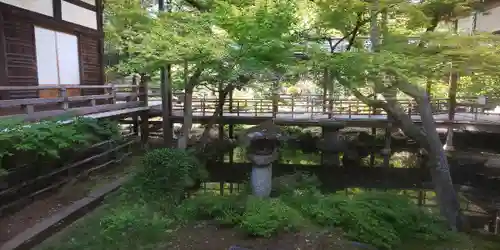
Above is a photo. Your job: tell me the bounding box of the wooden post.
[229,88,233,114]
[371,92,377,165]
[320,126,325,164]
[272,81,278,118]
[159,0,173,147]
[218,82,225,195]
[139,74,150,147]
[229,95,235,193]
[22,104,34,116]
[202,96,206,116]
[132,75,139,136]
[111,83,117,104]
[60,87,69,110]
[382,122,392,167]
[370,127,377,167]
[328,75,334,119]
[418,152,426,206]
[322,68,328,113]
[308,96,314,119]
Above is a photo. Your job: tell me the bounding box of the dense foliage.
[39,148,206,250]
[105,0,500,98]
[0,118,120,171]
[44,0,500,249]
[175,174,457,250]
[122,148,208,204]
[47,203,172,250]
[38,156,497,250]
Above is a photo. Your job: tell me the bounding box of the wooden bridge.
[1,85,500,131]
[0,85,148,121]
[146,92,500,131]
[3,85,500,229]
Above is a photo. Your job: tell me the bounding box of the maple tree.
[104,0,500,231]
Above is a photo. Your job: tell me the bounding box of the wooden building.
[0,0,104,101]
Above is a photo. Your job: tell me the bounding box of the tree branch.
[330,2,399,52]
[182,0,210,12]
[344,12,364,51]
[185,66,205,91]
[383,67,425,99]
[337,75,428,146]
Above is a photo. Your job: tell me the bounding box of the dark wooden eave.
[0,2,102,38]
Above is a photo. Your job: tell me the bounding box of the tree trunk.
[348,75,462,231]
[445,21,459,151]
[417,91,461,231]
[196,84,234,153]
[394,79,461,231]
[160,65,173,147]
[177,65,203,149]
[178,88,193,149]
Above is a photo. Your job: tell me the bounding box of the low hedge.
[0,118,121,172]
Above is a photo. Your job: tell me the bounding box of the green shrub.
[175,192,246,225]
[283,189,455,250]
[98,205,172,247]
[0,118,120,170]
[123,148,207,204]
[72,117,121,141]
[239,196,306,237]
[45,204,172,250]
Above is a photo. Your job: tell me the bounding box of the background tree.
[105,0,500,231]
[305,0,500,231]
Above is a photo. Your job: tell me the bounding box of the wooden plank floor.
[84,106,150,119]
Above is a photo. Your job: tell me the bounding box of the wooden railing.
[0,84,148,121]
[159,94,491,119]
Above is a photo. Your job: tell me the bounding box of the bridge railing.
[158,94,490,119]
[0,85,147,122]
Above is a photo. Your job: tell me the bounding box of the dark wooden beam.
[63,0,97,12]
[96,0,103,33]
[53,0,62,20]
[0,2,101,38]
[96,0,104,87]
[77,34,85,87]
[0,11,7,100]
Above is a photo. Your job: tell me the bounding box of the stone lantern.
[238,120,282,197]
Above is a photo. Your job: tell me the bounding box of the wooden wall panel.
[79,35,102,96]
[0,3,104,104]
[2,12,38,99]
